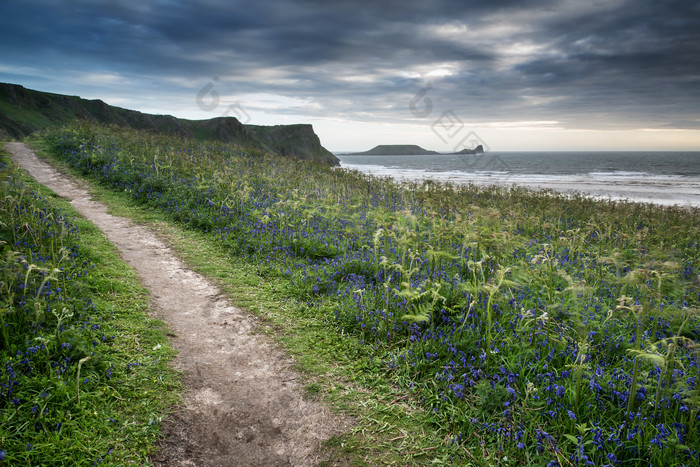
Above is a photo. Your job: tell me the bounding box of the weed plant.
[0,148,179,464]
[38,123,700,465]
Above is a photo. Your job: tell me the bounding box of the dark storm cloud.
[0,0,698,130]
[531,1,699,121]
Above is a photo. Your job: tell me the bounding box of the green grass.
[28,123,700,465]
[25,138,480,465]
[0,146,180,465]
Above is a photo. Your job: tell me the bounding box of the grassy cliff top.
[0,82,338,165]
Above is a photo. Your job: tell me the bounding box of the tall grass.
[39,123,700,465]
[0,148,179,464]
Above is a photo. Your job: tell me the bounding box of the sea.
[336,152,700,208]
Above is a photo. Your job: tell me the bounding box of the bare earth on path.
[6,142,351,466]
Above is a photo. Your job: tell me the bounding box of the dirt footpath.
[6,142,350,466]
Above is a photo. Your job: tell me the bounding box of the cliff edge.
[0,83,339,165]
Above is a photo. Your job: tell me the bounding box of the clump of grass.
[0,149,179,464]
[35,122,700,465]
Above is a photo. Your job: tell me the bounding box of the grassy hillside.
[0,82,338,164]
[35,123,700,466]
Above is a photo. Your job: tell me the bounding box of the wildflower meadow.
[37,123,700,465]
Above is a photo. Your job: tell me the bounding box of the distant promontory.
[352,145,440,155]
[454,145,484,155]
[349,144,484,155]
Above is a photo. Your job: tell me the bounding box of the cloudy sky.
[1,0,699,151]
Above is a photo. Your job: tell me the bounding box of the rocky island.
[350,144,441,155]
[454,144,484,154]
[349,144,485,155]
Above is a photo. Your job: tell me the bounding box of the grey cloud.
[0,0,698,130]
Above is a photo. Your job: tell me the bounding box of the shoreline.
[338,162,700,209]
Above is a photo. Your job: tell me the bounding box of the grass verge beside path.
[0,146,180,465]
[27,144,475,465]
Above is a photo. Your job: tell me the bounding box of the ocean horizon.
[336,151,700,208]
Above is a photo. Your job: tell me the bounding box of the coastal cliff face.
[246,123,338,164]
[200,118,339,165]
[0,83,339,165]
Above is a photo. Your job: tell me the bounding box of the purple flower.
[568,410,577,421]
[555,385,566,398]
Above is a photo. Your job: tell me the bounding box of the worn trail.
[6,142,348,466]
